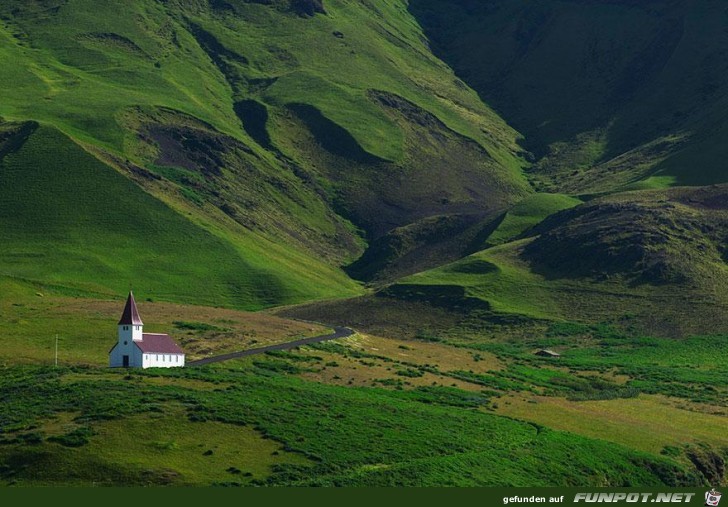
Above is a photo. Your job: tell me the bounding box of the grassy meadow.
[15,405,308,486]
[496,394,728,456]
[0,364,707,487]
[0,277,329,366]
[2,273,727,486]
[1,271,725,486]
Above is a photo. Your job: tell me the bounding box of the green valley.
[1,0,727,488]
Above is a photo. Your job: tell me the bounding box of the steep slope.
[0,0,532,298]
[410,0,728,192]
[0,122,359,309]
[279,91,530,281]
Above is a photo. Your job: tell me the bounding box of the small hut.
[535,349,561,358]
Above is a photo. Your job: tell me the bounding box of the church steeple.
[118,292,143,343]
[118,291,143,326]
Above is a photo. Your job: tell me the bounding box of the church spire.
[118,291,143,326]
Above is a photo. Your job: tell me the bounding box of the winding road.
[186,326,354,367]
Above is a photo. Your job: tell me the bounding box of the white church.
[109,292,185,369]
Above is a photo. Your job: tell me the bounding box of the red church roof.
[118,292,143,326]
[135,333,185,354]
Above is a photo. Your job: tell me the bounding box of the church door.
[122,355,129,368]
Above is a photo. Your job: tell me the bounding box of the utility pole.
[55,334,58,367]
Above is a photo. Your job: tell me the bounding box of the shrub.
[173,321,226,332]
[48,426,95,447]
[566,387,641,401]
[395,368,424,378]
[414,330,442,343]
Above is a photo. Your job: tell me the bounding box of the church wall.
[142,353,185,369]
[109,340,144,368]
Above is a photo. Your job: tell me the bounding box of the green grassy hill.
[0,122,359,309]
[0,0,533,300]
[4,0,728,306]
[379,184,728,335]
[480,193,582,248]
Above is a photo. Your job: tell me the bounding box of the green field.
[1,277,725,486]
[8,406,308,486]
[0,276,328,365]
[0,365,706,487]
[498,395,728,456]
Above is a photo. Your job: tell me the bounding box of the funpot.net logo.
[573,492,696,504]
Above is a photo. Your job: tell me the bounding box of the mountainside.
[2,0,728,319]
[0,121,359,309]
[411,0,728,193]
[0,0,532,304]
